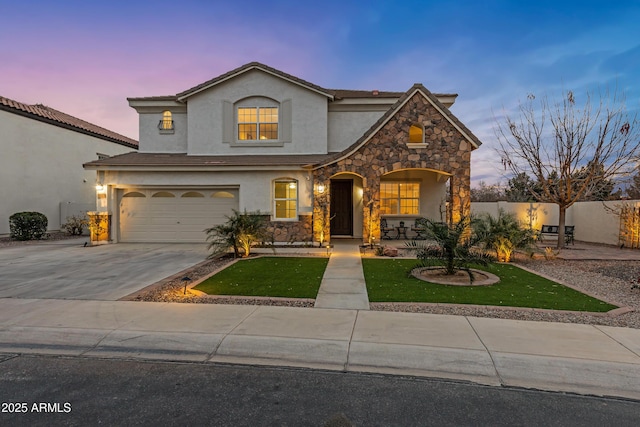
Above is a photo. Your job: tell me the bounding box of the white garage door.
[119,188,239,242]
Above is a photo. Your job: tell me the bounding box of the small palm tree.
[407,217,494,282]
[473,209,535,262]
[205,210,270,258]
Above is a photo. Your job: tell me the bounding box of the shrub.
[473,209,536,262]
[9,212,48,241]
[407,216,494,282]
[205,210,271,258]
[62,214,89,235]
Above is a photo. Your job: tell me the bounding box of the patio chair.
[411,218,427,240]
[380,218,394,240]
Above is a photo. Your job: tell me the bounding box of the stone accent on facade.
[266,214,313,243]
[313,90,473,243]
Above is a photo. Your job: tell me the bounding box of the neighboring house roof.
[84,152,332,169]
[314,84,482,169]
[175,62,336,101]
[0,95,138,149]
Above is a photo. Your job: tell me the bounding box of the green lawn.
[193,256,329,298]
[362,259,617,312]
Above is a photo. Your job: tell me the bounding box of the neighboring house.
[0,96,138,236]
[84,62,481,244]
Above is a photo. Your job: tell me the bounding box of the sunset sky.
[2,0,639,185]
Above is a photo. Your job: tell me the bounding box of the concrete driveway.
[0,239,209,300]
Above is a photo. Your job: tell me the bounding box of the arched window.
[159,111,174,130]
[409,124,424,144]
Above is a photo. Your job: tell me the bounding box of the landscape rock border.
[410,266,500,286]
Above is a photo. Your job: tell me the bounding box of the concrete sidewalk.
[1,298,639,400]
[314,240,369,310]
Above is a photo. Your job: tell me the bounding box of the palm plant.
[407,216,494,282]
[473,209,535,262]
[205,209,270,258]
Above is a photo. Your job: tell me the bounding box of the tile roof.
[84,152,333,168]
[127,62,458,104]
[0,95,138,149]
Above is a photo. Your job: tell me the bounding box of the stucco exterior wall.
[471,200,640,246]
[0,110,135,235]
[328,110,386,153]
[186,70,329,155]
[138,111,187,153]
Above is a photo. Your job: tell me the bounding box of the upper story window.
[274,179,297,219]
[409,124,424,144]
[158,110,175,133]
[380,182,420,215]
[238,107,279,141]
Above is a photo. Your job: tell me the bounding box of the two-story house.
[84,62,481,244]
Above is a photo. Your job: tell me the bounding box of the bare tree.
[495,89,640,248]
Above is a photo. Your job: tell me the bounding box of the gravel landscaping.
[130,253,640,329]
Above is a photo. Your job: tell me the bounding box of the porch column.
[363,178,380,245]
[449,174,471,224]
[313,177,331,245]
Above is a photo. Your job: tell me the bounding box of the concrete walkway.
[0,298,639,400]
[314,240,369,310]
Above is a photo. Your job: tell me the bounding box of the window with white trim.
[274,180,297,219]
[380,182,420,215]
[238,107,278,140]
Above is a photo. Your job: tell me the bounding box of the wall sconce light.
[95,184,106,194]
[318,184,325,194]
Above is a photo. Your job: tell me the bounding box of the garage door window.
[274,180,297,220]
[182,191,204,197]
[152,191,175,198]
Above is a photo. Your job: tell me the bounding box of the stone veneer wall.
[313,91,472,242]
[266,215,313,243]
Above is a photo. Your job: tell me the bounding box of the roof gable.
[176,62,335,101]
[316,84,481,168]
[0,95,138,149]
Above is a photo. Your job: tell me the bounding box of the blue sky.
[2,0,639,185]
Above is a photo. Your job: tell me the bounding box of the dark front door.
[330,180,353,236]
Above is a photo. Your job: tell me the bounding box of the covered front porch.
[312,168,451,245]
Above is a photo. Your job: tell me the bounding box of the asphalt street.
[1,355,639,426]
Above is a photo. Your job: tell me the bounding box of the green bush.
[9,212,48,241]
[205,209,271,258]
[473,209,536,262]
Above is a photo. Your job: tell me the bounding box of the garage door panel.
[120,188,238,243]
